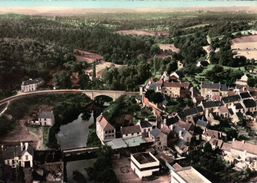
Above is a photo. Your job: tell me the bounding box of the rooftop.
[240,92,251,99]
[22,78,44,86]
[176,166,211,183]
[202,101,222,109]
[163,82,189,89]
[97,115,115,131]
[38,111,54,119]
[222,95,241,104]
[243,99,257,108]
[121,125,141,135]
[201,83,220,90]
[140,120,152,128]
[132,152,157,164]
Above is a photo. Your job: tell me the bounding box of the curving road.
[0,89,139,106]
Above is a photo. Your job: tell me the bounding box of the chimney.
[179,130,183,139]
[163,118,167,125]
[24,142,28,151]
[20,142,24,151]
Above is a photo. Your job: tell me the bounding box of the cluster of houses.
[96,71,257,181]
[0,142,64,183]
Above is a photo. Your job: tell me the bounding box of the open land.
[0,7,257,16]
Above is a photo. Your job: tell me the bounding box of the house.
[221,140,257,171]
[121,125,142,139]
[170,72,180,82]
[144,80,163,93]
[163,115,180,128]
[201,100,222,115]
[170,163,212,183]
[150,128,162,149]
[202,129,227,142]
[200,83,220,99]
[173,126,193,143]
[139,121,152,137]
[178,106,203,120]
[222,95,241,107]
[242,99,257,113]
[96,115,116,143]
[162,82,190,98]
[195,116,208,130]
[21,78,44,92]
[216,106,229,118]
[160,126,171,148]
[231,102,245,113]
[38,111,55,126]
[130,152,160,179]
[235,74,249,87]
[2,143,34,168]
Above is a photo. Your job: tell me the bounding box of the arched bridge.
[0,89,139,106]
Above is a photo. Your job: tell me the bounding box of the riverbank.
[0,6,257,16]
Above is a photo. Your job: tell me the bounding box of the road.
[0,89,139,106]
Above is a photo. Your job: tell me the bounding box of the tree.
[150,44,161,55]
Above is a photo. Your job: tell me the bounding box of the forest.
[0,12,257,97]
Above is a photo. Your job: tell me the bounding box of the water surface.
[56,113,94,150]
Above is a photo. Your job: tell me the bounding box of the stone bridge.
[83,90,139,100]
[0,89,139,106]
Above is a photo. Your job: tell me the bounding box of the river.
[56,112,94,150]
[1,0,257,9]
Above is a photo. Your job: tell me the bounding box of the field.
[86,61,124,78]
[234,50,257,60]
[231,34,257,60]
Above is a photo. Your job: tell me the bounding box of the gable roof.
[38,111,54,119]
[98,115,115,131]
[219,106,229,114]
[163,82,189,89]
[2,144,34,160]
[240,92,251,99]
[203,129,225,139]
[22,78,44,86]
[166,115,179,126]
[140,121,152,128]
[235,103,243,109]
[201,83,220,89]
[202,101,222,109]
[121,125,141,135]
[150,128,161,137]
[243,99,257,108]
[222,140,257,156]
[222,95,240,104]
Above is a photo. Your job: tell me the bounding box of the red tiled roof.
[98,116,115,131]
[121,125,141,135]
[163,82,189,89]
[219,106,229,114]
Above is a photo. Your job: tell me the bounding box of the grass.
[43,127,50,148]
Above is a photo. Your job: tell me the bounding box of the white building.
[2,142,34,168]
[130,152,160,179]
[121,125,142,139]
[96,114,116,143]
[38,111,55,126]
[21,78,44,92]
[222,140,257,171]
[170,163,212,183]
[235,74,248,86]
